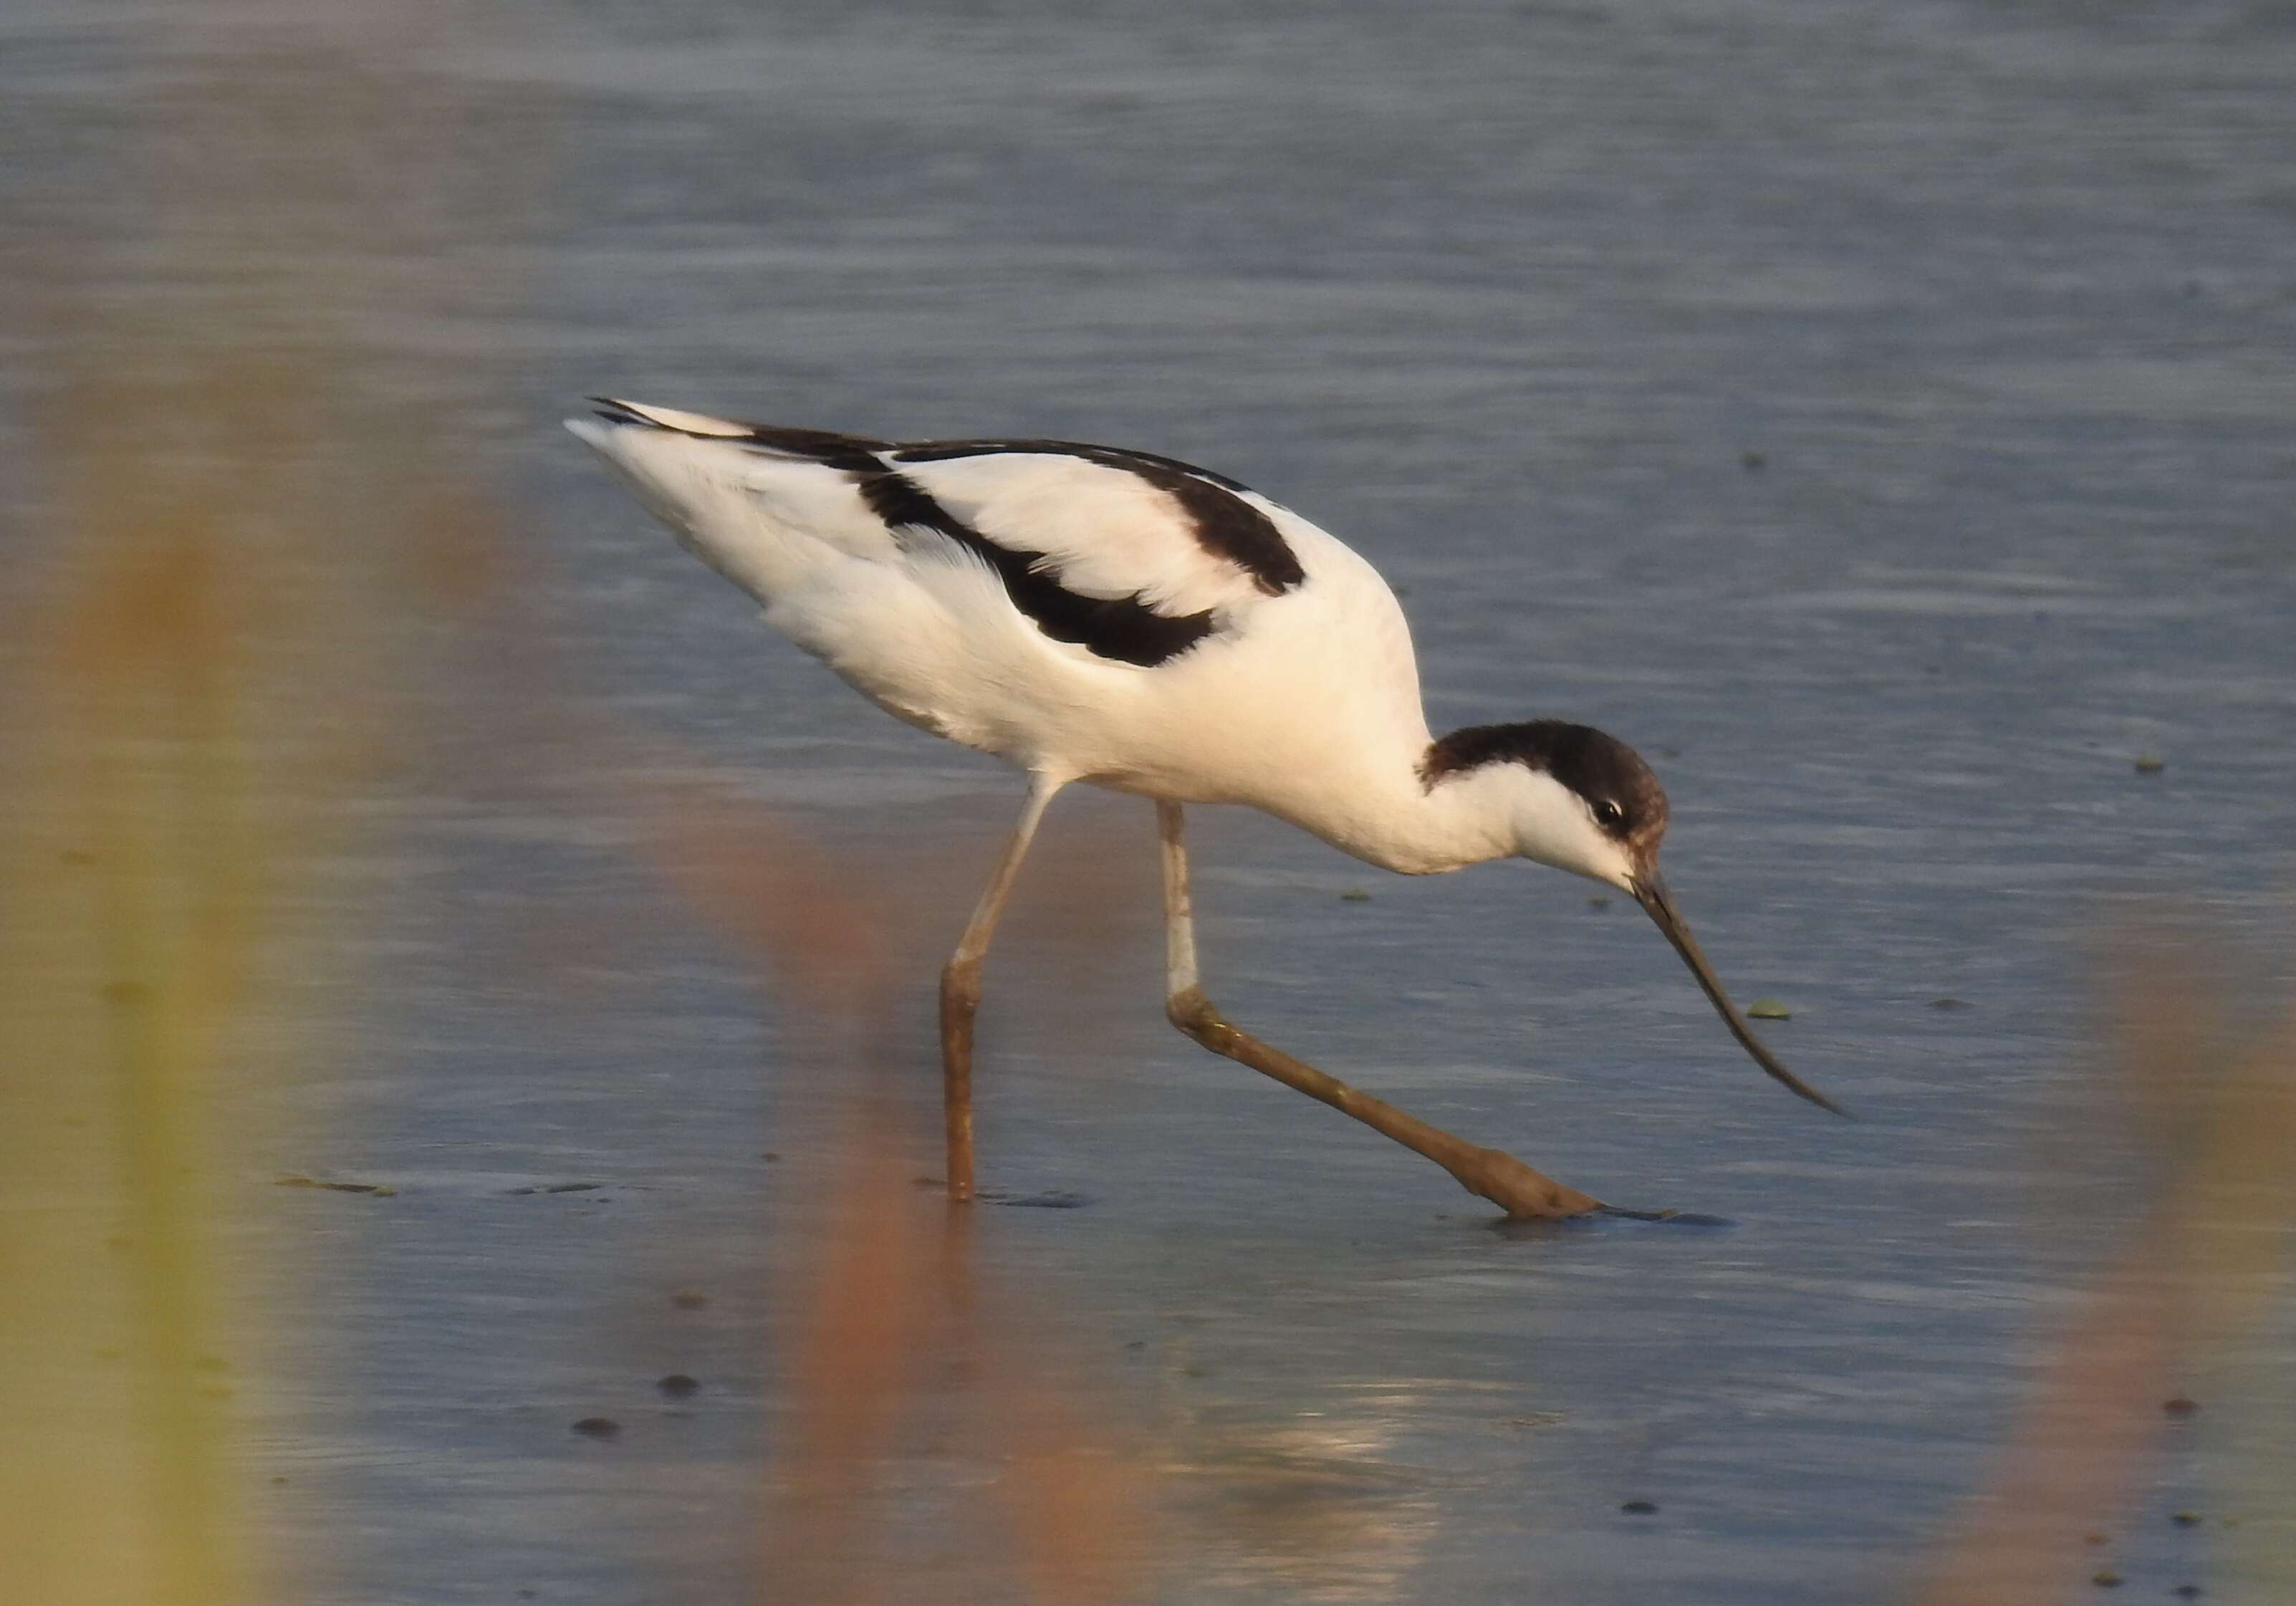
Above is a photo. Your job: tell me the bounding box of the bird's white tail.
[565,398,898,605]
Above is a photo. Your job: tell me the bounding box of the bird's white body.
[567,398,1845,1205]
[567,405,1599,880]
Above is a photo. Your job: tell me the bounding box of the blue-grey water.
[4,2,2293,1603]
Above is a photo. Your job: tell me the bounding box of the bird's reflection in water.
[1156,1375,1530,1601]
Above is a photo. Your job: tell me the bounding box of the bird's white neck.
[1212,718,1620,883]
[1242,731,1523,877]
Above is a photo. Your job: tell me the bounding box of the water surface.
[4,2,2292,1602]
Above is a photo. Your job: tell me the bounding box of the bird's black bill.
[1630,875,1850,1118]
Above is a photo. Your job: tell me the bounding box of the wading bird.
[568,399,1845,1218]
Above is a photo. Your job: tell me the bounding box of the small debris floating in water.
[2163,1396,2199,1417]
[1338,888,1371,903]
[2171,1510,2203,1527]
[274,1175,396,1196]
[2090,1569,2122,1589]
[668,1289,709,1310]
[1931,996,1969,1010]
[571,1417,621,1441]
[1745,999,1792,1020]
[1620,1500,1657,1515]
[657,1374,700,1398]
[1587,895,1610,910]
[2133,755,2166,774]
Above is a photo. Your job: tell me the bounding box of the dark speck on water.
[1621,1500,1658,1516]
[571,1418,621,1441]
[657,1374,700,1398]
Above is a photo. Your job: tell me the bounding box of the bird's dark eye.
[1593,799,1625,832]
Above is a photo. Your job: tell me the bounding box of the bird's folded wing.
[883,446,1305,620]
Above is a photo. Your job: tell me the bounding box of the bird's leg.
[1155,800,1603,1221]
[940,778,1062,1203]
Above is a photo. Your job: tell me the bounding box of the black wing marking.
[890,438,1305,597]
[590,404,1280,667]
[849,464,1218,668]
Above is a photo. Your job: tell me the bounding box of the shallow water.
[5,2,2294,1602]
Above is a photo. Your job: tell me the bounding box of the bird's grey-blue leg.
[1156,799,1603,1219]
[940,776,1062,1203]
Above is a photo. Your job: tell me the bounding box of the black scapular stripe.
[890,438,1305,597]
[722,420,1224,668]
[851,468,1219,668]
[597,407,1281,667]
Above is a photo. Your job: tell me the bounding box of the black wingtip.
[586,396,657,428]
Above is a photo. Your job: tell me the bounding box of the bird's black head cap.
[1422,719,1670,857]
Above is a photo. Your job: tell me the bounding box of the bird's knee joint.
[1164,984,1214,1034]
[941,956,984,1013]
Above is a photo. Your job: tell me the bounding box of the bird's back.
[568,400,1431,806]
